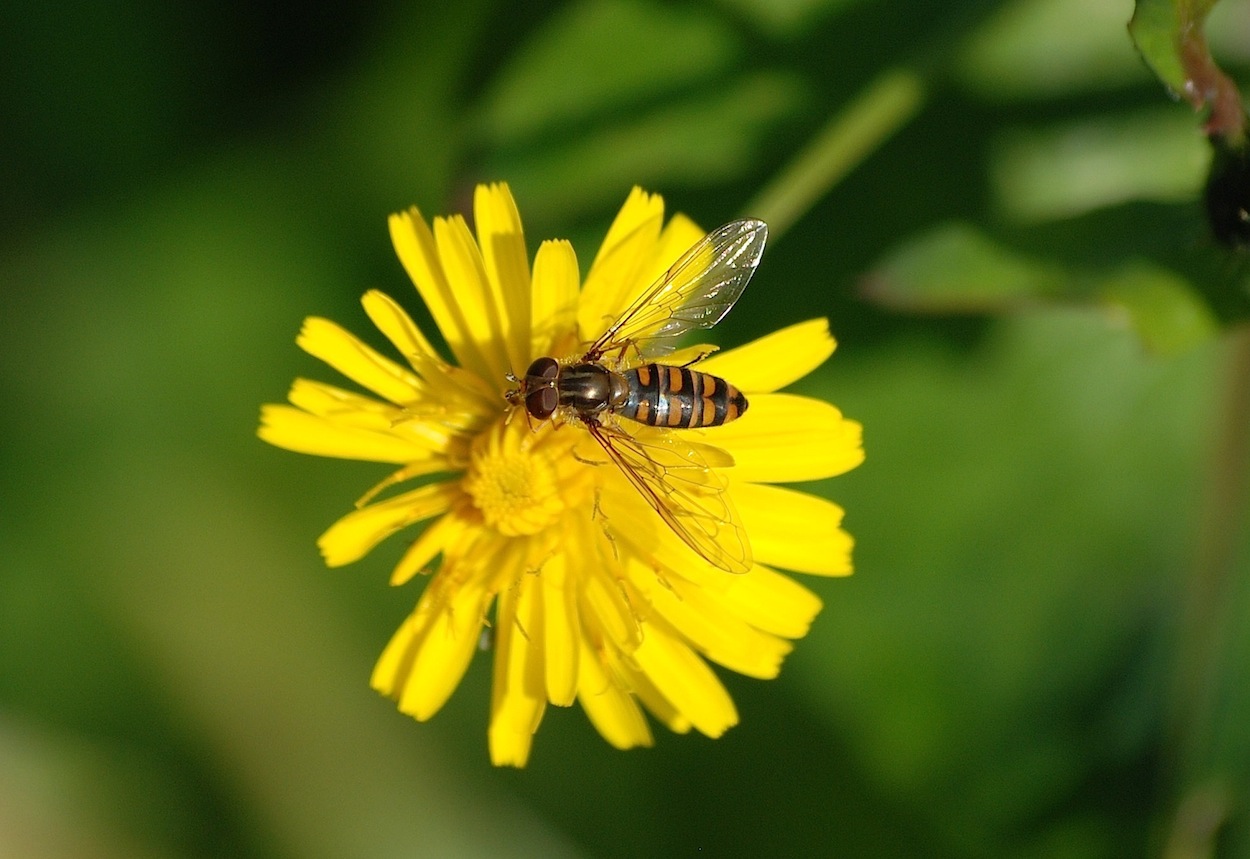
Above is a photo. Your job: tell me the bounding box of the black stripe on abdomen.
[623,364,747,428]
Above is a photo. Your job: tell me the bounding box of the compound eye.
[525,356,559,383]
[526,386,558,419]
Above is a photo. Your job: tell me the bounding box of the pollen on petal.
[462,419,569,536]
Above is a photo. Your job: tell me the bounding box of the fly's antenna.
[503,368,522,405]
[503,367,540,432]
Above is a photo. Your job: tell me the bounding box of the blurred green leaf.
[713,0,866,38]
[1128,0,1223,99]
[960,0,1152,99]
[1098,261,1218,355]
[474,0,739,143]
[483,71,807,223]
[1128,0,1245,143]
[795,309,1220,854]
[861,221,1067,311]
[470,0,820,226]
[1127,0,1191,96]
[863,222,1219,353]
[990,109,1208,223]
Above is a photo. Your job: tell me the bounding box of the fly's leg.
[679,349,715,368]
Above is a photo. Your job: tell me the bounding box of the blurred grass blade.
[860,221,1065,312]
[745,68,925,239]
[863,222,1217,354]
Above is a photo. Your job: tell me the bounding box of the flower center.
[463,418,567,536]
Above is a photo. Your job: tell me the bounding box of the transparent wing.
[585,219,767,361]
[587,420,752,574]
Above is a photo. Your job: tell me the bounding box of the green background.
[3,0,1249,856]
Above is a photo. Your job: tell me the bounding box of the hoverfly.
[507,218,767,574]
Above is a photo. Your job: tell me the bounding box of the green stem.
[1163,325,1250,857]
[744,68,926,241]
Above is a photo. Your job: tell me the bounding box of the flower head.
[258,184,863,766]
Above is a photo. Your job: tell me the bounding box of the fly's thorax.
[559,362,629,416]
[622,363,748,428]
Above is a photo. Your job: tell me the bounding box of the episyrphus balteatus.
[507,218,767,574]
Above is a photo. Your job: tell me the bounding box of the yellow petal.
[284,378,463,455]
[577,637,653,750]
[434,215,512,384]
[360,289,440,365]
[697,394,865,482]
[396,584,490,721]
[573,515,641,650]
[610,648,691,734]
[371,608,421,698]
[716,565,823,639]
[297,317,421,405]
[733,482,854,576]
[530,239,580,359]
[258,404,437,464]
[538,553,579,706]
[631,625,738,738]
[390,506,470,586]
[317,482,459,567]
[489,573,546,767]
[696,319,835,393]
[389,207,492,380]
[474,183,532,375]
[359,290,500,432]
[628,561,793,679]
[580,569,642,653]
[578,187,665,343]
[285,378,396,423]
[371,563,492,721]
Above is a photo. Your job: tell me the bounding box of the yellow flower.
[258,184,864,766]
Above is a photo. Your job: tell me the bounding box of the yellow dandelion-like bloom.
[258,184,864,766]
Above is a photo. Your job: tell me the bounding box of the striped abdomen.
[621,364,748,428]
